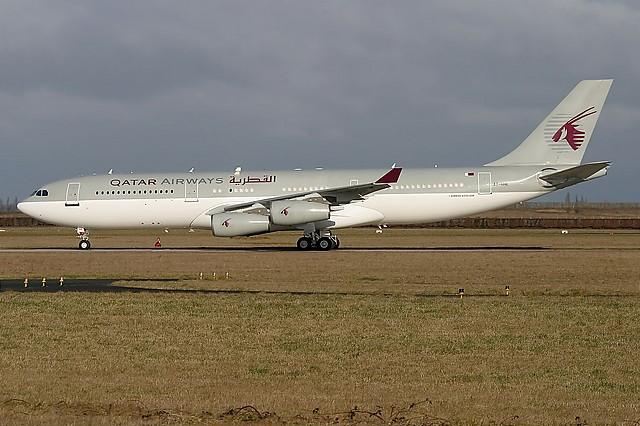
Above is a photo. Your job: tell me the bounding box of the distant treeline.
[0,197,19,212]
[512,201,640,209]
[513,192,640,209]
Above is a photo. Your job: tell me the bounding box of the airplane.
[18,79,613,250]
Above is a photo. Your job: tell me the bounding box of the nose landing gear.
[76,227,91,250]
[296,231,340,251]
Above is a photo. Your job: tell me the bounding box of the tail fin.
[486,79,613,166]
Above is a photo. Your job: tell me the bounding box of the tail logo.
[551,106,597,151]
[280,207,289,216]
[222,218,231,227]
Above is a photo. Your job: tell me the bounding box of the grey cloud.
[0,0,638,201]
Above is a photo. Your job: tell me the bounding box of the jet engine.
[211,213,270,237]
[270,200,330,226]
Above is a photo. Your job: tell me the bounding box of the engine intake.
[211,213,270,237]
[270,200,330,226]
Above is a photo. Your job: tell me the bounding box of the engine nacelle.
[270,200,330,226]
[211,213,270,237]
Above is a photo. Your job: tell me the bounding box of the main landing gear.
[76,227,91,250]
[296,231,340,251]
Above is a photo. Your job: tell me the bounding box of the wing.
[206,167,402,215]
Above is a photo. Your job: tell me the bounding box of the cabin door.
[477,172,492,195]
[185,181,199,202]
[65,183,80,206]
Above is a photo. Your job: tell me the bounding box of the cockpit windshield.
[32,189,49,197]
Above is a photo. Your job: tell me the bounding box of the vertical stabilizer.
[486,80,613,166]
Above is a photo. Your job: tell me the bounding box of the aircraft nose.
[17,201,39,218]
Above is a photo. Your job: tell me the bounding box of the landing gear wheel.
[317,237,332,251]
[296,237,313,250]
[79,240,91,250]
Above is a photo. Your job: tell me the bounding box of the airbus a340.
[19,80,613,250]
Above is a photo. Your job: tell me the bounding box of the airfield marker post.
[505,285,510,296]
[59,277,64,287]
[41,278,47,288]
[24,278,28,288]
[458,288,464,299]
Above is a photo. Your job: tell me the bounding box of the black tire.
[296,237,313,250]
[79,240,91,250]
[317,237,332,251]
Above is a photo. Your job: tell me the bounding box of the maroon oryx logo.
[280,207,290,216]
[222,218,231,227]
[551,106,597,151]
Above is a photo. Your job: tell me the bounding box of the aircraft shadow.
[0,279,633,298]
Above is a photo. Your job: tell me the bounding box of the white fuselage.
[18,166,550,230]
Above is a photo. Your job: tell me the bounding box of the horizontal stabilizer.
[539,161,610,188]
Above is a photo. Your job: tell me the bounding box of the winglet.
[376,167,402,184]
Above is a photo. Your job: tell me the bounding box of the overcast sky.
[1,0,638,201]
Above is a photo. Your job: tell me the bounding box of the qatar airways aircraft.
[19,80,612,250]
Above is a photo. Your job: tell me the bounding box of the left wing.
[206,167,402,215]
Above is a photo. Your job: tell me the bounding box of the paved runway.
[0,246,553,253]
[2,245,640,253]
[0,278,174,293]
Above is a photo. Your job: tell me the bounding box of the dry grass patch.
[1,292,640,424]
[1,228,640,424]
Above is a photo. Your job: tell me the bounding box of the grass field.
[1,228,640,425]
